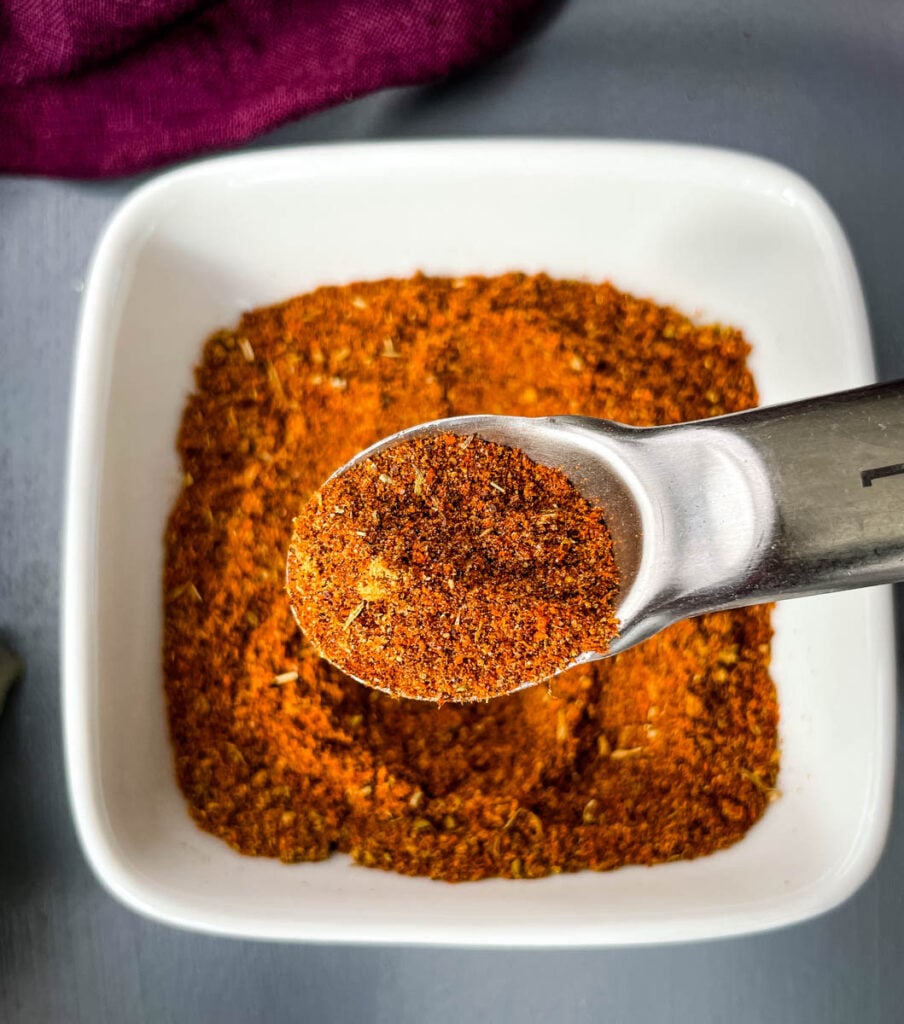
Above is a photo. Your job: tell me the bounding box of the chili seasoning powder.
[164,273,779,882]
[287,433,620,702]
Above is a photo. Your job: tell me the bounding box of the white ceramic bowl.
[64,140,896,945]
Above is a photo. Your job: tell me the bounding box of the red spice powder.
[163,273,779,881]
[287,432,621,702]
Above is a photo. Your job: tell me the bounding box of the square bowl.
[64,140,896,945]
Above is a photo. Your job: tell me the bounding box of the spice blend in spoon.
[287,433,620,701]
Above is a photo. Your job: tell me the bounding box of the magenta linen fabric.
[0,0,546,178]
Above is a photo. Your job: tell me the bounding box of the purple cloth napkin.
[1,0,546,178]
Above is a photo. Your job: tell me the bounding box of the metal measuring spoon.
[313,378,904,692]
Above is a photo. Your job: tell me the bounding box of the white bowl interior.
[65,141,895,944]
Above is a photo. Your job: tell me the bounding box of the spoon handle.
[711,377,904,606]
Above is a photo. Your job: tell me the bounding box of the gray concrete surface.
[2,1,904,1020]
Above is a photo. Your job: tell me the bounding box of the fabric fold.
[0,0,547,178]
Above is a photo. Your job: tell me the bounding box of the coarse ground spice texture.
[164,273,779,882]
[286,433,620,702]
